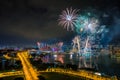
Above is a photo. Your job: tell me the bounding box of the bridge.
[17,51,39,80]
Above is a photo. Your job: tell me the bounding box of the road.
[17,51,39,80]
[0,71,23,78]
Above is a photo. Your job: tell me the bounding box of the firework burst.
[75,13,99,34]
[58,7,79,31]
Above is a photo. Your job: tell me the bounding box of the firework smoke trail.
[83,36,89,54]
[58,7,79,31]
[83,36,90,67]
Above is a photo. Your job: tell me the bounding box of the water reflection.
[51,54,64,64]
[38,52,120,77]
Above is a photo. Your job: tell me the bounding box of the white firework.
[58,7,79,31]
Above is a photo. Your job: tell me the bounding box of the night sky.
[0,0,120,46]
